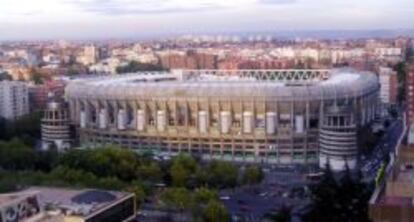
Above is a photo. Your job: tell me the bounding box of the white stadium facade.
[65,69,380,170]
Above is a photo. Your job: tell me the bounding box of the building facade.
[369,144,414,222]
[0,81,29,120]
[406,64,414,125]
[66,69,380,170]
[378,66,398,105]
[41,96,72,151]
[29,80,67,111]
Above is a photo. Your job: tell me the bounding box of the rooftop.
[66,69,379,100]
[23,187,133,219]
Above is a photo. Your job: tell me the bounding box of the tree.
[169,154,198,187]
[0,72,12,81]
[303,162,340,222]
[59,146,140,181]
[31,71,44,85]
[116,61,165,74]
[126,182,146,207]
[394,61,406,104]
[136,161,163,183]
[242,165,264,185]
[0,138,36,170]
[199,161,238,188]
[160,188,194,211]
[264,205,292,222]
[203,200,229,222]
[170,161,189,187]
[194,187,218,204]
[303,162,372,222]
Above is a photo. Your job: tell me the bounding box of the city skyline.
[0,0,413,40]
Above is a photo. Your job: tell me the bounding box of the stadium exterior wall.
[65,69,380,170]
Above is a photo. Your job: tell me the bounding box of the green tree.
[59,146,140,181]
[116,61,165,74]
[169,154,198,187]
[136,161,163,182]
[0,138,35,170]
[242,165,264,185]
[264,205,292,222]
[303,162,372,222]
[394,61,406,104]
[201,161,238,188]
[31,71,44,85]
[194,187,218,204]
[160,187,194,210]
[203,200,229,222]
[170,161,189,187]
[127,182,147,207]
[0,72,12,81]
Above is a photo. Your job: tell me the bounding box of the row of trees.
[0,141,263,220]
[116,61,166,74]
[160,187,228,222]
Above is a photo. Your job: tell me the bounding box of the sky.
[0,0,413,40]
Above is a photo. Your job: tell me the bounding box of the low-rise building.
[369,144,414,222]
[0,187,136,222]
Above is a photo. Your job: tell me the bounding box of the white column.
[295,115,304,133]
[157,110,166,132]
[198,111,208,133]
[118,109,126,130]
[220,111,231,134]
[266,112,276,134]
[137,110,145,131]
[80,111,86,128]
[99,109,107,129]
[243,111,254,134]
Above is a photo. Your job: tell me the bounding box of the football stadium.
[65,69,380,170]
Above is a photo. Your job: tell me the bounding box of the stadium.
[65,69,380,170]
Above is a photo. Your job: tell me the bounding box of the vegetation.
[242,165,264,185]
[116,61,165,74]
[394,61,406,104]
[303,163,373,222]
[195,160,239,189]
[0,112,42,146]
[0,72,12,81]
[0,140,260,221]
[263,205,292,222]
[202,200,229,222]
[358,125,383,155]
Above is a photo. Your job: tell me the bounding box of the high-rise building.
[0,81,29,120]
[378,67,398,105]
[405,64,414,125]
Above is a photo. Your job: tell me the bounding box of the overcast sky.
[0,0,413,40]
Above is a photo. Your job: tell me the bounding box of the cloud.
[259,0,297,5]
[67,0,297,15]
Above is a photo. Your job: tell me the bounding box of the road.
[360,118,403,181]
[220,166,312,222]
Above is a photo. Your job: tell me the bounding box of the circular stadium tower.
[65,69,380,170]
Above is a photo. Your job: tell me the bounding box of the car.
[220,196,231,200]
[259,192,268,197]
